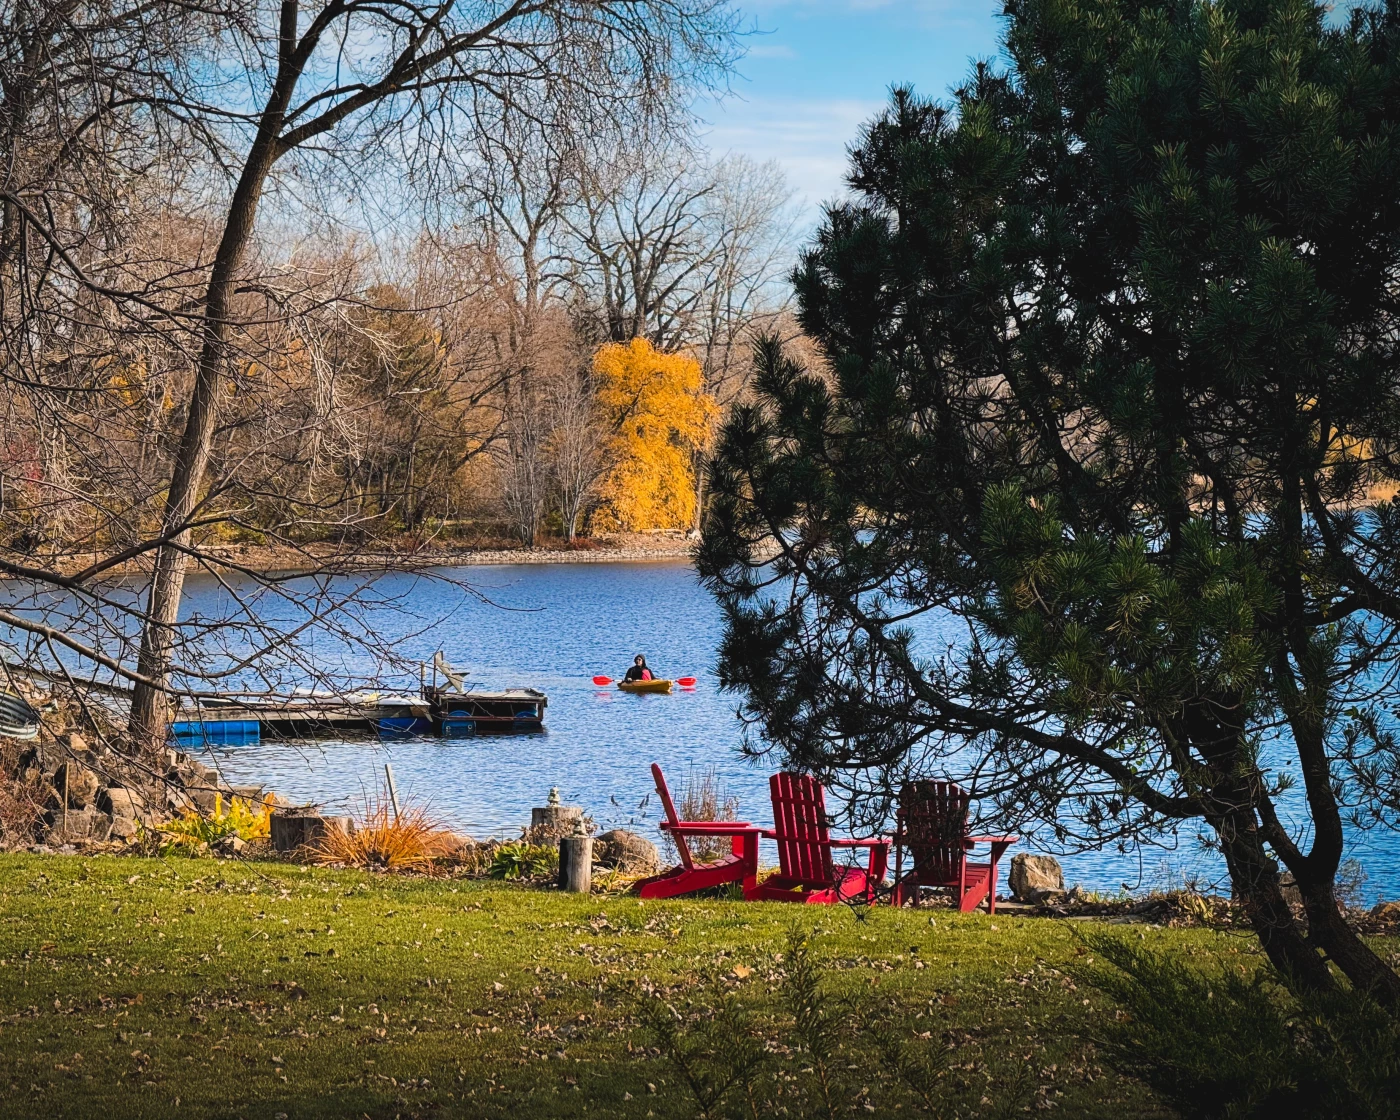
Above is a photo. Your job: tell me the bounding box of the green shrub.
[1080,932,1400,1119]
[487,841,558,880]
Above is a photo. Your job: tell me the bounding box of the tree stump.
[531,804,583,845]
[559,833,593,893]
[270,812,353,852]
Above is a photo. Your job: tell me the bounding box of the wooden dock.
[171,683,547,746]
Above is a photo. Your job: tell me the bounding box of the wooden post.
[384,764,402,822]
[559,822,592,894]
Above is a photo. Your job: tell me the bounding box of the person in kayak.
[624,655,656,682]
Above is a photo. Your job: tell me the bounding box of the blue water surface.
[182,560,1398,901]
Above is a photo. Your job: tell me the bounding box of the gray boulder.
[100,786,144,821]
[109,817,139,842]
[594,829,662,874]
[43,807,112,845]
[1009,853,1064,902]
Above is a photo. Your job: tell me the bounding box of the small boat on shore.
[618,679,672,694]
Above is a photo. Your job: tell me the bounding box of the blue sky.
[701,1,1007,216]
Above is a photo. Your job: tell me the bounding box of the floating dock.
[170,655,546,747]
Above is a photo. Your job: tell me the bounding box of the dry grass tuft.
[664,766,740,863]
[311,794,449,872]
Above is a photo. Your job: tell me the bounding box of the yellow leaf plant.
[591,338,717,532]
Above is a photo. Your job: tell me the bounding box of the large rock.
[56,761,100,809]
[1009,853,1064,902]
[100,784,142,817]
[109,817,139,842]
[189,786,221,813]
[594,829,662,874]
[44,807,112,844]
[60,732,90,756]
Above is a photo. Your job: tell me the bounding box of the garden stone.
[44,807,111,844]
[594,829,661,874]
[1009,853,1064,902]
[61,732,89,756]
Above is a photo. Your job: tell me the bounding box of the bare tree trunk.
[691,447,706,535]
[128,23,296,746]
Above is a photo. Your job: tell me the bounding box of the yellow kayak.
[618,679,672,694]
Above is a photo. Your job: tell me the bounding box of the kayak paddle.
[677,676,697,686]
[591,675,613,686]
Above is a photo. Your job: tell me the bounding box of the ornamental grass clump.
[312,793,447,872]
[663,766,740,863]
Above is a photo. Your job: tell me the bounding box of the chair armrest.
[828,837,891,849]
[967,835,1018,844]
[662,822,756,835]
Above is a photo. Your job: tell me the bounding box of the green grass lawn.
[0,853,1339,1119]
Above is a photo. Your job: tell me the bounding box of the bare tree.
[563,145,796,528]
[564,144,721,347]
[546,347,606,541]
[72,0,740,745]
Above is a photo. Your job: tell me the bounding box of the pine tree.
[700,0,1400,1003]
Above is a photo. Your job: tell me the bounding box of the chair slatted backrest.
[900,780,970,882]
[770,772,835,885]
[651,763,694,871]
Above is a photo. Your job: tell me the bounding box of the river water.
[175,560,1397,901]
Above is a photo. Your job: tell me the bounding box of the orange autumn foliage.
[591,338,716,531]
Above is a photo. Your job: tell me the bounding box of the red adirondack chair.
[633,763,762,900]
[745,772,890,905]
[891,780,1017,912]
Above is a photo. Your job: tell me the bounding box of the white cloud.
[698,95,883,219]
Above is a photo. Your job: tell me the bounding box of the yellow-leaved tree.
[591,338,716,532]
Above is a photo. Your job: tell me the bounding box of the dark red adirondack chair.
[745,772,890,905]
[891,780,1016,912]
[633,763,762,900]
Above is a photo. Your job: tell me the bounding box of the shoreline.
[196,533,701,575]
[58,532,702,579]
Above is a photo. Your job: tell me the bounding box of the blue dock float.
[170,719,261,747]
